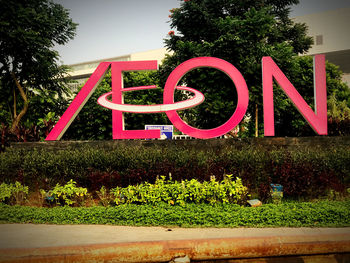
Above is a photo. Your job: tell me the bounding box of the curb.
[1,233,350,262]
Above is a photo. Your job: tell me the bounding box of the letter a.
[262,55,327,136]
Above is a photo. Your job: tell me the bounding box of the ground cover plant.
[0,201,349,227]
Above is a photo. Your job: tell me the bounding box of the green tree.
[64,70,169,140]
[161,0,314,135]
[327,93,350,136]
[0,0,77,132]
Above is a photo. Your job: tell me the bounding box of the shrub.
[0,122,54,151]
[0,182,12,203]
[110,175,249,205]
[41,179,88,206]
[0,181,28,205]
[1,142,349,201]
[96,186,113,207]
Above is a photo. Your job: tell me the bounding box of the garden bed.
[1,138,350,227]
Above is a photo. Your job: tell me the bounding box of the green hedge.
[1,144,349,200]
[0,201,349,227]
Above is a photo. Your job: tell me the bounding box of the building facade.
[293,7,350,85]
[67,48,170,90]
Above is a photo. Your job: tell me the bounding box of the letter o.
[163,57,249,139]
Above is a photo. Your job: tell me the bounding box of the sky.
[53,0,350,65]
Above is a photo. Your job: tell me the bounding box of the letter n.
[262,55,327,136]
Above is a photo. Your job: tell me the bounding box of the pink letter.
[163,57,249,139]
[111,61,160,139]
[263,55,327,136]
[46,61,160,141]
[46,62,111,141]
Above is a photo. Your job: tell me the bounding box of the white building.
[67,47,170,90]
[67,7,350,87]
[293,7,350,85]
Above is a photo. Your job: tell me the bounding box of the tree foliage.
[161,0,326,136]
[0,0,77,132]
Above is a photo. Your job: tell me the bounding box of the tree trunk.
[13,88,17,118]
[10,72,29,133]
[255,104,258,137]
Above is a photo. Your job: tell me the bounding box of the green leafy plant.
[204,175,250,204]
[326,188,350,201]
[110,175,249,206]
[0,181,28,205]
[96,186,113,207]
[327,93,350,136]
[41,179,88,206]
[271,191,283,204]
[0,200,349,227]
[11,181,29,205]
[0,182,13,203]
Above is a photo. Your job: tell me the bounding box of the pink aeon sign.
[45,55,327,141]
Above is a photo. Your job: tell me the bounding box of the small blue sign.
[145,125,173,139]
[270,184,283,192]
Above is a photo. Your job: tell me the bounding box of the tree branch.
[10,72,29,132]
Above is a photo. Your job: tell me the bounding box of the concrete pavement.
[0,224,349,262]
[0,224,349,248]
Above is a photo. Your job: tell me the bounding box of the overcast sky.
[53,0,350,65]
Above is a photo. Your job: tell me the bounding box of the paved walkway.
[0,224,349,262]
[0,224,349,248]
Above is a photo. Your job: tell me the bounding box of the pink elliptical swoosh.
[97,86,205,113]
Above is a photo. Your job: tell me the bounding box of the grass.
[0,200,349,227]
